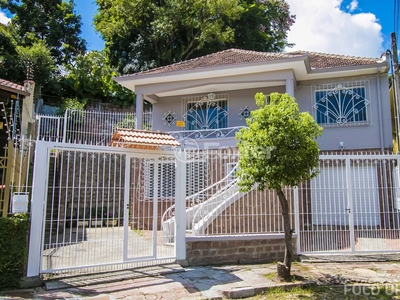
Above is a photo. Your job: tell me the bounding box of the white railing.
[36,109,152,145]
[161,161,239,241]
[168,126,245,143]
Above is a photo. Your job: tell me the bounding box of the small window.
[144,160,206,199]
[182,94,228,130]
[313,83,370,126]
[145,161,175,199]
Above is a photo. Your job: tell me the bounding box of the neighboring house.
[0,78,35,217]
[115,48,390,153]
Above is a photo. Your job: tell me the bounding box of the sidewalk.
[1,257,400,299]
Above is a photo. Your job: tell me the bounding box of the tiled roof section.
[288,51,379,69]
[111,128,180,149]
[123,49,381,77]
[0,78,27,93]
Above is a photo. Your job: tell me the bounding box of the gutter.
[376,67,385,153]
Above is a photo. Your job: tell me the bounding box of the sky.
[0,0,396,58]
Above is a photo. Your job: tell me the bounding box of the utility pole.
[391,33,400,153]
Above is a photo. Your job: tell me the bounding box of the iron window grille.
[313,81,371,127]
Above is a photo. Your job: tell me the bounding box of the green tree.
[0,24,20,82]
[235,92,322,281]
[63,50,136,106]
[16,40,56,85]
[1,0,86,66]
[94,0,295,73]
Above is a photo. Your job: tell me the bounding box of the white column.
[27,141,48,277]
[135,93,143,129]
[175,150,187,260]
[286,78,295,97]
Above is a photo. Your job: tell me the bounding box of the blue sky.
[0,0,397,58]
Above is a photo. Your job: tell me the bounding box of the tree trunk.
[276,188,293,281]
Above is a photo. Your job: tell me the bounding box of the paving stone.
[5,259,400,299]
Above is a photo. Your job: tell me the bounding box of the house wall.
[151,73,391,151]
[295,74,391,151]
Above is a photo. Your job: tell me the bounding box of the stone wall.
[184,236,297,266]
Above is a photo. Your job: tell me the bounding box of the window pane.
[185,100,228,130]
[314,85,368,125]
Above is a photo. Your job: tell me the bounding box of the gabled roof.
[0,78,30,96]
[110,128,180,150]
[122,48,382,78]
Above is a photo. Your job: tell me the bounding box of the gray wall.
[152,75,391,151]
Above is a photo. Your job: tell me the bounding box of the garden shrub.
[0,214,30,290]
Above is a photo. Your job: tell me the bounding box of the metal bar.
[175,150,186,260]
[27,141,49,277]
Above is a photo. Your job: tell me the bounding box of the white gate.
[298,154,400,254]
[27,141,186,277]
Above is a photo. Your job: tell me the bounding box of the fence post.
[345,157,355,252]
[294,186,300,255]
[62,109,68,143]
[123,155,131,261]
[27,141,48,277]
[1,140,15,217]
[175,150,186,260]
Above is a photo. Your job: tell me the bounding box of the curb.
[220,280,316,299]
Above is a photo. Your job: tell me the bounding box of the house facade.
[115,49,390,152]
[113,50,399,264]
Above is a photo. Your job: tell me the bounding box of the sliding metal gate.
[297,154,400,254]
[27,141,186,277]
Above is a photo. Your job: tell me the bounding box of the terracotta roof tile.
[111,128,180,149]
[0,78,27,94]
[121,49,381,78]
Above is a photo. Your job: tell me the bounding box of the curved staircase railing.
[161,162,239,243]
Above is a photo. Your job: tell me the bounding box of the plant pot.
[90,220,103,227]
[104,220,117,227]
[77,220,89,227]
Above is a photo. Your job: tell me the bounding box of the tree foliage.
[236,92,322,280]
[62,51,136,106]
[1,0,86,66]
[94,0,295,73]
[236,93,322,191]
[16,40,56,84]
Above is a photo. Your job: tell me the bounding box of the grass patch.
[133,229,143,236]
[247,284,399,299]
[262,273,276,281]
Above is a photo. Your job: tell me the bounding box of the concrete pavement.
[2,256,400,299]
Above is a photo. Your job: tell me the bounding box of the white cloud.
[285,0,384,58]
[347,0,358,12]
[0,11,10,25]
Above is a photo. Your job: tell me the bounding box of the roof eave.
[0,85,30,96]
[114,55,309,91]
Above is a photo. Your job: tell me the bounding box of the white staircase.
[162,163,255,242]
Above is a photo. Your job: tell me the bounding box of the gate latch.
[345,208,351,213]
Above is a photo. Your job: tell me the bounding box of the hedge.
[0,214,30,290]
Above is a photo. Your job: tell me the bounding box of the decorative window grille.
[182,93,228,130]
[313,81,371,126]
[186,161,206,197]
[226,162,237,183]
[144,160,206,199]
[144,160,175,199]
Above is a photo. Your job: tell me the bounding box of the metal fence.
[297,154,400,253]
[4,136,400,277]
[36,109,153,145]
